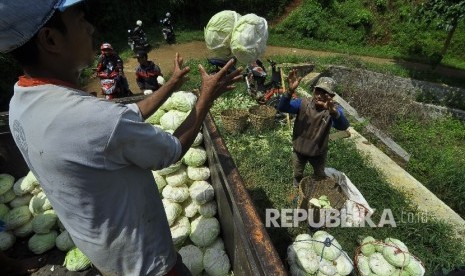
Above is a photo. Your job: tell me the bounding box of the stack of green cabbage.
[204,11,268,64]
[356,236,425,276]
[146,91,232,276]
[0,173,92,272]
[287,231,353,276]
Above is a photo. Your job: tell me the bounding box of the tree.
[418,0,465,59]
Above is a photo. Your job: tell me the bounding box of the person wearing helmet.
[161,12,173,28]
[132,19,146,40]
[96,42,133,97]
[1,1,242,275]
[135,50,164,92]
[128,19,149,52]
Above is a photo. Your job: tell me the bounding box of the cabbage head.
[152,171,167,192]
[179,245,204,275]
[0,189,16,203]
[64,247,92,271]
[162,199,182,226]
[356,254,372,276]
[312,231,342,261]
[29,192,52,215]
[295,247,318,274]
[160,110,188,131]
[0,231,15,250]
[157,160,182,176]
[290,263,310,276]
[56,230,75,251]
[368,252,395,276]
[203,248,231,276]
[28,230,57,254]
[170,216,190,246]
[391,269,411,276]
[165,166,188,187]
[5,205,31,230]
[32,209,57,234]
[384,238,409,252]
[360,236,376,257]
[319,258,337,275]
[404,256,425,276]
[295,233,312,243]
[189,181,215,205]
[0,203,9,220]
[162,185,189,203]
[187,166,210,181]
[0,174,15,195]
[9,194,32,208]
[13,220,33,238]
[14,171,39,196]
[383,243,410,268]
[206,238,225,251]
[190,216,220,247]
[146,109,165,125]
[170,91,197,112]
[230,13,268,64]
[204,10,242,58]
[181,198,199,218]
[198,201,217,218]
[335,252,354,276]
[183,146,207,167]
[192,132,203,147]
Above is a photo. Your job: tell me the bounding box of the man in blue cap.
[1,1,242,275]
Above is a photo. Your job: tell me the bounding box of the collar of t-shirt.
[17,75,79,90]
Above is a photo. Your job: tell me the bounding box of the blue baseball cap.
[0,0,84,53]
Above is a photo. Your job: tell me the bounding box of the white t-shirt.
[9,81,181,276]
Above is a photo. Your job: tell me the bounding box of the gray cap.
[0,0,84,53]
[315,77,336,96]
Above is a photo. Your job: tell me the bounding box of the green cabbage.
[356,254,372,276]
[391,269,411,276]
[13,220,33,238]
[189,181,215,205]
[319,258,337,275]
[146,109,165,125]
[64,247,92,271]
[295,247,318,274]
[290,263,310,276]
[192,132,204,147]
[368,252,396,276]
[157,160,182,176]
[170,91,197,112]
[29,191,52,215]
[13,171,39,196]
[28,230,57,254]
[204,10,241,58]
[162,185,189,203]
[162,199,182,226]
[187,166,211,181]
[152,171,167,192]
[0,189,16,203]
[230,13,268,64]
[160,110,188,131]
[206,238,225,251]
[5,205,31,229]
[203,248,231,276]
[56,230,75,251]
[9,194,33,208]
[0,203,9,220]
[383,244,410,268]
[404,256,425,276]
[360,236,376,257]
[32,209,57,234]
[165,165,188,187]
[170,216,191,246]
[0,174,15,195]
[312,231,342,261]
[181,198,199,218]
[183,146,207,167]
[0,231,16,250]
[295,233,312,242]
[179,245,204,275]
[335,252,354,276]
[198,201,217,218]
[190,216,220,247]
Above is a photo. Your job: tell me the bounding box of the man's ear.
[36,27,64,54]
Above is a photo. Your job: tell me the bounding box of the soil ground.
[84,41,465,97]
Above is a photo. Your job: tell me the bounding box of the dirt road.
[84,41,465,95]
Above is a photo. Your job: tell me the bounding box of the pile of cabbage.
[0,173,92,272]
[287,231,353,276]
[356,236,425,276]
[146,91,232,276]
[204,10,268,64]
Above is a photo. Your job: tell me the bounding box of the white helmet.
[136,20,142,26]
[166,12,171,18]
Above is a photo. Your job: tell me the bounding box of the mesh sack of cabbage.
[287,231,354,276]
[150,91,232,276]
[355,236,425,276]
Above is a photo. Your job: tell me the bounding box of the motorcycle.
[206,57,237,75]
[245,59,285,107]
[160,20,176,44]
[127,29,150,52]
[97,62,125,100]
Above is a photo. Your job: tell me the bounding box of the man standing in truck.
[1,1,242,275]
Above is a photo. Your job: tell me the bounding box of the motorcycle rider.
[128,20,149,51]
[96,43,132,97]
[160,12,175,43]
[135,50,164,93]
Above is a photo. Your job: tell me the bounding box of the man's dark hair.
[9,10,67,67]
